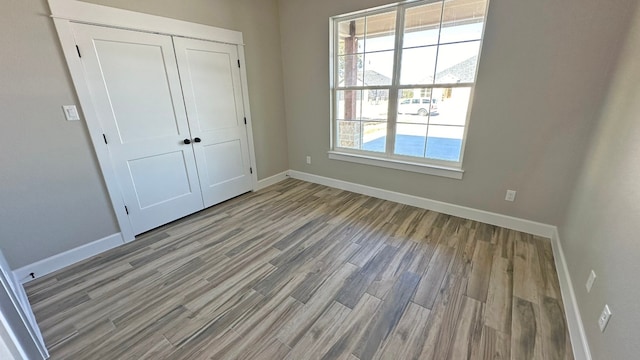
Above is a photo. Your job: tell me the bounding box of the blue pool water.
[363,135,462,161]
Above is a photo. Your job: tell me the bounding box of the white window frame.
[329,0,490,180]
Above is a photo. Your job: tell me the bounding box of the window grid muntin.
[331,0,488,167]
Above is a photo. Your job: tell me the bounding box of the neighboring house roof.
[362,70,391,86]
[339,55,478,86]
[435,55,478,84]
[417,55,478,84]
[337,70,392,87]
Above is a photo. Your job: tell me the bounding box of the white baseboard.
[289,170,589,358]
[12,170,291,285]
[288,170,555,238]
[14,233,124,284]
[255,170,290,191]
[9,171,590,359]
[551,228,591,360]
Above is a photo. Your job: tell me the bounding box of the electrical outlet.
[598,304,612,332]
[306,155,311,165]
[586,270,597,293]
[505,190,517,202]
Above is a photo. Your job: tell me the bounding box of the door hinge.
[249,167,253,174]
[76,45,81,58]
[124,206,129,215]
[237,59,241,68]
[244,117,247,125]
[102,134,108,144]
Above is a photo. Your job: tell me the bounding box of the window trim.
[328,150,464,179]
[329,0,489,177]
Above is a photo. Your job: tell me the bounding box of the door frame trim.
[48,0,244,45]
[49,0,259,241]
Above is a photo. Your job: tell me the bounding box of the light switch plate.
[62,105,80,121]
[586,270,596,293]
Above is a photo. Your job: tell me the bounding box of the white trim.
[14,233,124,284]
[237,45,259,190]
[288,169,590,358]
[51,17,136,242]
[550,228,592,360]
[7,277,43,357]
[0,251,47,359]
[288,170,554,237]
[328,151,464,179]
[9,170,288,288]
[49,0,258,242]
[0,321,26,360]
[255,171,290,191]
[4,166,590,359]
[0,283,45,360]
[48,0,243,44]
[329,0,490,171]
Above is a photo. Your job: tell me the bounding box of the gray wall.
[0,0,289,269]
[1,0,118,270]
[559,3,640,359]
[278,0,633,225]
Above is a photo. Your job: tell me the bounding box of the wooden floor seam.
[25,179,574,360]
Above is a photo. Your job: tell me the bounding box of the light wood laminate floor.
[25,179,574,360]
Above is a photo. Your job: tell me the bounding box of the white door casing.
[173,38,253,207]
[72,23,205,234]
[0,250,48,359]
[49,0,259,241]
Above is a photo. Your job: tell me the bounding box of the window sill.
[327,151,464,180]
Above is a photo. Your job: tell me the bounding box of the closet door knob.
[194,137,202,143]
[183,139,191,144]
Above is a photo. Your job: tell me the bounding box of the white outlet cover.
[586,270,596,293]
[505,190,517,202]
[306,156,311,164]
[598,304,612,332]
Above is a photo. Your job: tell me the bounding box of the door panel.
[174,38,253,207]
[185,50,239,131]
[72,23,204,234]
[94,40,181,143]
[127,151,194,209]
[202,140,245,185]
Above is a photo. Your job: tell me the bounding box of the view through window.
[332,0,488,167]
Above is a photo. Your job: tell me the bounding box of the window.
[330,0,489,177]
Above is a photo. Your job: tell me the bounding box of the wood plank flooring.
[25,179,574,359]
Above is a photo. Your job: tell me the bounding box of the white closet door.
[173,38,253,208]
[72,24,204,235]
